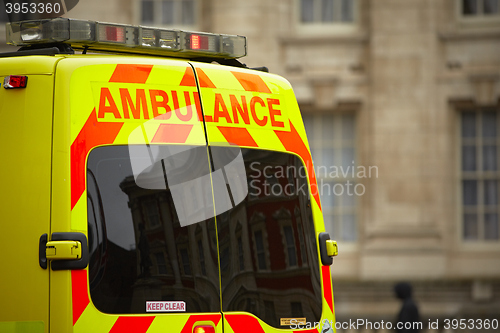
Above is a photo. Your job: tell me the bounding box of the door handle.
[39,232,88,270]
[318,232,338,266]
[46,240,82,260]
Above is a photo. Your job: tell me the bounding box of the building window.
[237,236,244,271]
[303,113,357,241]
[283,225,298,267]
[197,240,206,275]
[461,0,500,17]
[141,0,196,27]
[154,252,167,275]
[143,200,160,228]
[461,110,500,241]
[179,247,192,275]
[291,301,303,318]
[296,216,308,265]
[254,230,267,270]
[299,0,355,24]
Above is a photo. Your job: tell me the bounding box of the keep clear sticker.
[146,301,186,312]
[321,319,334,333]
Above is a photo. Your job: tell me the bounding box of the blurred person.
[394,282,420,333]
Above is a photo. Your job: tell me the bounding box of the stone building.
[2,0,499,331]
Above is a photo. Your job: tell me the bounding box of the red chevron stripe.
[108,316,155,333]
[70,109,123,209]
[217,126,258,147]
[180,314,221,333]
[322,265,334,313]
[109,64,153,83]
[179,67,197,87]
[196,68,217,88]
[274,122,322,210]
[231,71,271,94]
[152,124,193,143]
[226,314,265,333]
[71,270,89,325]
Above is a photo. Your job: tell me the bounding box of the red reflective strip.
[108,316,155,333]
[217,126,258,147]
[180,314,221,333]
[322,265,333,313]
[71,109,123,209]
[225,314,265,333]
[274,122,322,210]
[109,64,153,84]
[231,71,271,94]
[151,124,193,143]
[195,68,216,88]
[180,67,197,87]
[71,270,90,325]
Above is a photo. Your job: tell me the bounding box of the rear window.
[87,145,321,325]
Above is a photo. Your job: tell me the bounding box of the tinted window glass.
[87,145,219,314]
[211,147,322,328]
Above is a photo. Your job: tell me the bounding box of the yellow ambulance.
[0,18,338,333]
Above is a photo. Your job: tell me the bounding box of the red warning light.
[102,26,126,43]
[193,326,215,333]
[191,34,200,49]
[3,75,28,89]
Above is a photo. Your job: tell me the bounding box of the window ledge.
[439,28,500,41]
[279,31,368,46]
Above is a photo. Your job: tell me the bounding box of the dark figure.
[394,282,420,333]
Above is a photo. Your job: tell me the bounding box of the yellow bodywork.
[0,53,335,333]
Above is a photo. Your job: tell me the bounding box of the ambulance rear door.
[191,62,335,333]
[51,57,223,333]
[0,57,57,333]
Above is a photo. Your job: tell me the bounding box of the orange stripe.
[109,64,153,83]
[225,315,265,333]
[71,109,123,209]
[152,124,193,143]
[231,71,271,94]
[275,122,322,210]
[180,314,221,333]
[322,265,334,313]
[217,126,258,147]
[195,68,217,88]
[71,270,90,325]
[108,316,155,333]
[179,67,197,87]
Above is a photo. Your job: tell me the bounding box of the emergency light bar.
[6,18,247,59]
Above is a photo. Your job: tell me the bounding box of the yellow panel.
[0,321,45,333]
[0,73,55,333]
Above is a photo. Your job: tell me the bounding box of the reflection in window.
[155,252,167,274]
[237,237,244,271]
[284,225,298,267]
[254,230,267,270]
[213,148,322,328]
[180,248,191,275]
[291,301,303,318]
[87,145,220,314]
[264,301,277,327]
[198,240,206,275]
[461,110,500,241]
[144,201,160,228]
